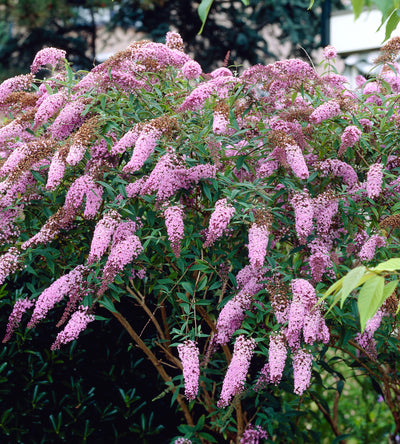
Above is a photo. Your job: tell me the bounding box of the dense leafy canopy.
[0,32,400,443]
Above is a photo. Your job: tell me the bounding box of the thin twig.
[111,310,194,427]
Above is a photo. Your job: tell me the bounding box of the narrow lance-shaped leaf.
[198,0,214,34]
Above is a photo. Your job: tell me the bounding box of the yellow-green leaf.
[358,275,385,332]
[340,266,366,308]
[319,276,345,303]
[371,258,400,272]
[351,0,365,19]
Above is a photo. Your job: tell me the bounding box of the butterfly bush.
[1,33,400,443]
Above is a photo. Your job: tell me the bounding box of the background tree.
[0,0,113,78]
[109,0,338,70]
[0,0,343,78]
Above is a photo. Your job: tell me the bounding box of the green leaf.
[383,279,398,301]
[351,0,365,19]
[100,298,117,313]
[319,276,345,302]
[358,275,385,332]
[339,266,366,308]
[372,258,400,271]
[197,276,208,292]
[383,10,400,41]
[198,0,214,34]
[181,281,194,295]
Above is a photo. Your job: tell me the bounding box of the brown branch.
[160,302,171,342]
[310,392,344,441]
[235,398,244,443]
[333,390,340,429]
[112,310,194,427]
[126,284,165,340]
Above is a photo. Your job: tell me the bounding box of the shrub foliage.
[1,34,400,443]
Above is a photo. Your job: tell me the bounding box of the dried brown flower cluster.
[150,115,178,138]
[268,130,296,147]
[280,106,313,123]
[380,213,400,229]
[8,139,56,184]
[96,41,150,72]
[375,36,400,63]
[214,101,229,119]
[267,280,290,322]
[383,291,399,314]
[1,92,38,115]
[71,116,99,148]
[254,208,273,230]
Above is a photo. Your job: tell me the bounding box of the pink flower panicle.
[2,298,34,343]
[313,192,338,234]
[28,265,88,328]
[177,340,200,400]
[99,221,143,295]
[240,424,268,444]
[34,92,67,128]
[355,309,384,359]
[339,125,361,155]
[87,210,121,264]
[303,308,330,345]
[210,67,233,78]
[366,163,383,199]
[125,177,147,199]
[323,45,337,60]
[290,191,314,243]
[140,153,216,202]
[0,73,34,102]
[286,299,305,349]
[319,159,358,188]
[310,101,340,124]
[359,234,386,261]
[269,333,287,385]
[66,140,86,166]
[62,175,103,221]
[46,149,66,190]
[0,121,30,148]
[49,99,86,140]
[215,290,252,345]
[182,60,202,80]
[286,279,323,349]
[293,349,313,395]
[284,144,309,179]
[309,239,334,282]
[164,205,184,257]
[174,439,192,444]
[291,279,317,310]
[165,31,184,51]
[255,362,270,390]
[0,247,20,285]
[178,77,239,112]
[203,198,235,248]
[122,125,162,173]
[51,306,94,350]
[31,47,66,74]
[218,335,256,408]
[363,81,382,105]
[111,125,142,155]
[248,223,269,269]
[213,110,229,135]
